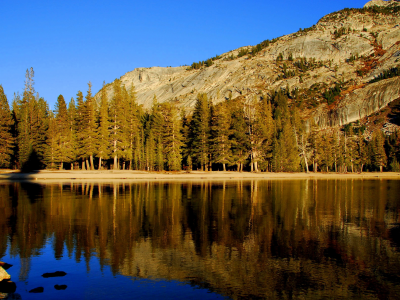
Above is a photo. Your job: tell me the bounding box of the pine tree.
[75,90,86,170]
[67,98,77,170]
[44,112,58,169]
[150,95,165,171]
[190,93,210,171]
[246,96,274,172]
[210,101,232,171]
[54,94,72,170]
[292,107,308,173]
[230,98,249,172]
[161,102,183,171]
[309,121,322,172]
[109,79,127,169]
[16,68,47,170]
[371,130,387,172]
[129,85,143,170]
[0,85,15,168]
[274,121,300,172]
[82,82,98,170]
[96,83,110,170]
[319,131,333,172]
[357,132,368,172]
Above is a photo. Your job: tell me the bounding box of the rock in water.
[41,271,67,278]
[0,267,10,281]
[0,263,12,270]
[29,287,44,293]
[54,284,67,290]
[0,281,16,293]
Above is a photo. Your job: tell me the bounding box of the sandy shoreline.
[0,170,399,182]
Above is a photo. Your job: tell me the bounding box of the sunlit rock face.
[96,0,400,129]
[312,77,400,128]
[364,0,396,8]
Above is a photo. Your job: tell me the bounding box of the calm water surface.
[0,179,400,299]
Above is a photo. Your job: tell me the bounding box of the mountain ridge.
[96,0,400,129]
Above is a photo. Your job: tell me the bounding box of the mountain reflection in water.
[0,179,400,299]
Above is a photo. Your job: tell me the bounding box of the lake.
[0,179,400,299]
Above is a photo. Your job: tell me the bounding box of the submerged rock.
[54,284,67,290]
[0,281,16,294]
[29,287,44,293]
[42,271,67,278]
[0,263,12,271]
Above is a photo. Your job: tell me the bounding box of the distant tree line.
[1,68,399,172]
[369,67,400,83]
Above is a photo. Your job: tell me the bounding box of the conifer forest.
[0,68,399,173]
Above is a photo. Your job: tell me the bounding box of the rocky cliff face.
[98,0,400,129]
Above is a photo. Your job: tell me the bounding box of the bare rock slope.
[98,0,400,128]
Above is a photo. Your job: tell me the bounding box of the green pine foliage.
[54,94,74,170]
[369,67,400,83]
[3,68,400,173]
[161,102,183,171]
[83,82,98,170]
[189,93,211,171]
[0,85,15,168]
[210,101,232,171]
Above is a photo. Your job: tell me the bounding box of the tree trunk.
[380,165,383,173]
[123,162,125,170]
[86,159,90,170]
[114,156,118,170]
[223,163,226,171]
[314,162,318,173]
[82,160,86,170]
[59,161,63,171]
[361,164,364,173]
[98,157,102,170]
[300,134,309,173]
[90,155,94,170]
[71,163,73,170]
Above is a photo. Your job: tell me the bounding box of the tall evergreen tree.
[190,93,210,171]
[0,85,15,168]
[161,102,183,171]
[67,98,77,170]
[357,132,368,172]
[371,130,387,172]
[210,101,232,171]
[54,94,72,170]
[75,90,86,170]
[44,111,58,169]
[96,83,110,170]
[82,82,98,170]
[319,132,333,172]
[109,79,127,169]
[16,68,47,170]
[230,98,248,172]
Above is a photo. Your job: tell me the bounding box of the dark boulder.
[54,284,67,290]
[0,280,17,293]
[42,271,67,278]
[29,287,44,293]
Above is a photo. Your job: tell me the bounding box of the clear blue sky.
[1,0,368,109]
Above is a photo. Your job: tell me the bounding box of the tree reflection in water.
[0,179,399,299]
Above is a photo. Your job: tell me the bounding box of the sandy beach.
[0,169,399,182]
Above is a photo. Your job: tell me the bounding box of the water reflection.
[0,179,400,299]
